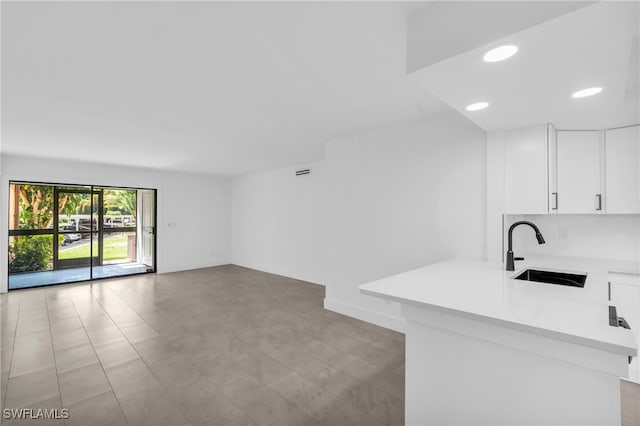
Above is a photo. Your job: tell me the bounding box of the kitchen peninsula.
[360,257,637,425]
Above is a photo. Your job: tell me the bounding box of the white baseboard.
[230,261,324,286]
[158,259,230,274]
[324,297,406,334]
[228,262,403,333]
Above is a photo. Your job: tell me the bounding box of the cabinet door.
[610,277,640,382]
[605,125,640,214]
[556,131,602,213]
[504,125,548,214]
[548,124,558,212]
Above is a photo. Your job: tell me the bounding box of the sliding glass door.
[8,181,156,290]
[54,185,94,283]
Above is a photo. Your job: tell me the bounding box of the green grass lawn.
[59,234,131,261]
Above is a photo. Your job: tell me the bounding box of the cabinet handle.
[552,193,558,210]
[608,281,611,301]
[596,194,602,211]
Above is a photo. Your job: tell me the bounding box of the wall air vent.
[295,168,311,176]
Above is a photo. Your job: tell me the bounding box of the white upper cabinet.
[553,130,602,214]
[605,125,640,214]
[504,124,549,214]
[501,124,639,215]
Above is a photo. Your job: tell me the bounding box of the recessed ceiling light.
[466,102,489,111]
[571,87,603,98]
[483,45,518,62]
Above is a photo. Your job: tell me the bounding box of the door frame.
[52,185,102,273]
[140,189,157,270]
[6,180,158,290]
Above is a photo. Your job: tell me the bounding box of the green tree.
[104,190,136,218]
[59,193,87,217]
[11,184,68,272]
[75,198,92,215]
[16,184,83,229]
[16,184,54,229]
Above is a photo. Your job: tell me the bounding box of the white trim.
[158,260,230,275]
[224,262,405,333]
[230,260,324,287]
[2,174,12,293]
[323,297,406,333]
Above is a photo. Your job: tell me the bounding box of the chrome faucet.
[506,221,545,271]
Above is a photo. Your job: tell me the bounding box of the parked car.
[103,217,123,228]
[61,233,82,246]
[78,218,98,235]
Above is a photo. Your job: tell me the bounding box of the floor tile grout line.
[4,268,407,426]
[202,331,307,426]
[296,310,403,358]
[90,285,191,425]
[266,325,404,402]
[44,291,66,423]
[1,293,21,409]
[106,279,280,426]
[69,284,131,426]
[227,326,389,425]
[136,280,279,425]
[202,313,366,424]
[180,345,257,426]
[249,331,402,423]
[258,369,331,423]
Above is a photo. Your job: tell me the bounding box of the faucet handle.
[515,257,525,261]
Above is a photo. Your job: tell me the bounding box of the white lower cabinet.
[609,273,640,383]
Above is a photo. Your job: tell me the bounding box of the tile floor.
[2,265,638,425]
[1,265,405,426]
[621,379,640,426]
[9,263,151,290]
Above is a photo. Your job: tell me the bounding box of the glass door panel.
[54,186,93,283]
[8,235,55,289]
[102,231,137,265]
[8,183,56,289]
[95,187,147,278]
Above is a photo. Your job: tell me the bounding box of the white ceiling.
[406,0,594,72]
[6,2,633,175]
[1,1,446,176]
[410,1,640,131]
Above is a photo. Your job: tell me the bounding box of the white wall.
[1,154,232,292]
[323,113,486,331]
[232,112,487,331]
[231,163,326,285]
[508,214,640,263]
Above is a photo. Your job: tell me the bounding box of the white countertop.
[360,256,638,356]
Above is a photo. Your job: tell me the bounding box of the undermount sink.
[513,269,587,288]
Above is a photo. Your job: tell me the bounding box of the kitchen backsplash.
[504,214,640,263]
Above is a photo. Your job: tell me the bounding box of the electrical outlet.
[558,226,569,240]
